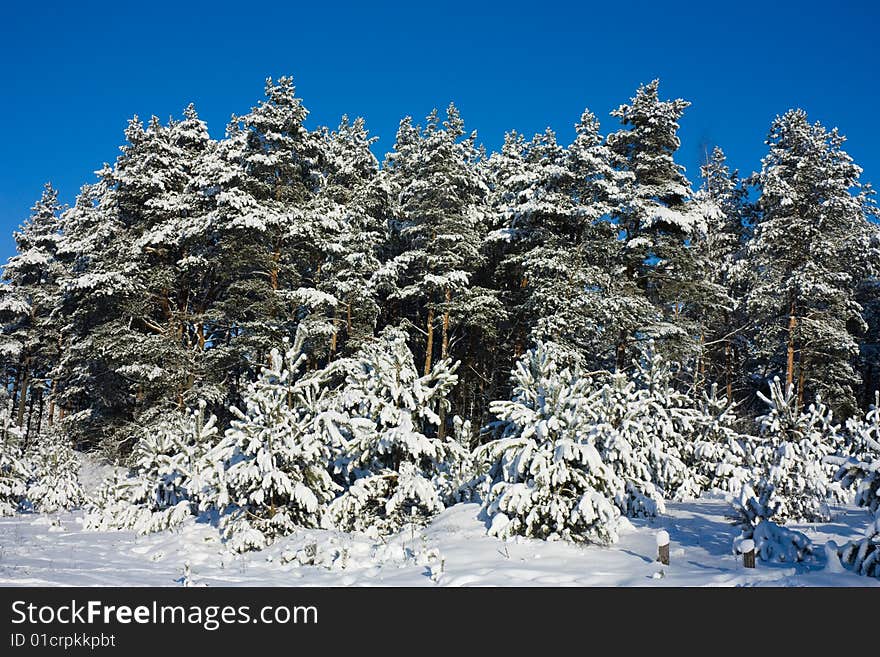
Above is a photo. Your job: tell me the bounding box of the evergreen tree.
[690,384,749,494]
[1,184,65,444]
[744,109,877,415]
[53,175,136,452]
[25,430,84,513]
[326,327,467,535]
[690,147,750,398]
[833,404,880,577]
[732,377,842,526]
[310,115,386,359]
[205,344,339,552]
[477,343,624,544]
[384,105,491,379]
[606,80,699,367]
[85,402,219,534]
[0,406,28,515]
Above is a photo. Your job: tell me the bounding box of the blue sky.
[1,0,877,261]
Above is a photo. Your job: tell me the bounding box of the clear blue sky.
[1,0,877,261]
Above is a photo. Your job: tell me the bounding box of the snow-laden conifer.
[205,344,339,552]
[85,402,218,534]
[26,431,84,513]
[477,343,624,544]
[731,378,842,527]
[326,327,466,535]
[0,407,28,515]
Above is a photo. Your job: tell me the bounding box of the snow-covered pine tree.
[606,80,700,368]
[52,178,135,452]
[560,109,651,372]
[831,396,880,577]
[204,343,339,552]
[25,430,84,513]
[383,105,491,380]
[85,402,218,534]
[326,327,467,535]
[0,406,29,515]
[1,184,65,444]
[310,115,386,359]
[690,147,750,397]
[115,105,225,423]
[690,384,749,494]
[476,342,624,544]
[744,109,877,416]
[186,76,324,398]
[630,342,702,500]
[580,371,666,517]
[838,514,880,578]
[839,392,880,511]
[731,377,841,526]
[489,128,579,355]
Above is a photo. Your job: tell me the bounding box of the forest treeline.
[1,76,878,455]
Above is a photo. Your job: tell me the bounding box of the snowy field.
[0,494,876,587]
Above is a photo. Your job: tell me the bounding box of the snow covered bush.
[25,430,84,513]
[204,345,340,552]
[0,407,28,515]
[838,393,880,513]
[477,340,717,542]
[326,327,468,536]
[689,384,749,495]
[476,343,624,544]
[85,401,218,534]
[627,343,703,501]
[579,372,667,517]
[838,515,880,578]
[734,516,813,564]
[830,400,880,577]
[581,344,704,516]
[732,378,842,526]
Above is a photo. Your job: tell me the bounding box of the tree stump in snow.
[741,539,756,568]
[656,530,670,565]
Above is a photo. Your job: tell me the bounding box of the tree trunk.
[424,306,435,376]
[329,311,339,360]
[725,341,733,401]
[47,377,56,428]
[441,287,451,361]
[270,245,280,292]
[11,350,24,414]
[24,387,36,450]
[16,359,30,429]
[797,359,807,411]
[35,388,44,438]
[786,299,797,392]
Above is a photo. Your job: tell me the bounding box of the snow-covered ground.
[0,494,876,587]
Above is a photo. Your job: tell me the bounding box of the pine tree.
[310,115,386,359]
[384,105,490,380]
[85,402,219,534]
[606,80,699,367]
[326,327,467,535]
[732,377,842,526]
[744,109,877,416]
[690,147,750,398]
[25,430,84,513]
[832,397,880,577]
[1,184,65,445]
[0,406,29,515]
[205,344,339,552]
[477,343,624,544]
[53,175,137,452]
[690,384,749,494]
